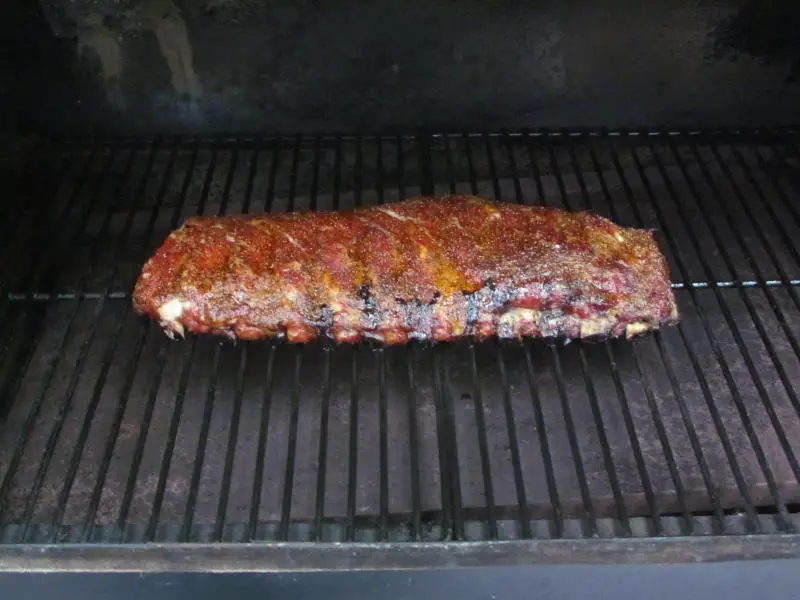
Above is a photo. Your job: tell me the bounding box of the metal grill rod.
[0,142,42,256]
[752,140,800,224]
[521,134,600,536]
[243,143,282,541]
[417,134,435,197]
[0,146,77,424]
[667,139,800,490]
[0,142,94,298]
[495,347,532,539]
[405,357,423,540]
[438,135,466,539]
[112,145,215,543]
[241,141,261,214]
[485,133,535,537]
[545,139,633,536]
[89,141,201,543]
[212,147,258,540]
[721,142,800,347]
[135,141,246,541]
[392,135,403,201]
[716,144,800,287]
[22,142,145,539]
[484,136,545,538]
[523,135,547,205]
[213,143,266,541]
[312,350,332,542]
[213,344,249,542]
[644,137,793,530]
[497,135,539,537]
[584,135,697,533]
[45,141,181,538]
[286,137,301,213]
[377,350,390,540]
[178,146,242,542]
[622,134,775,531]
[345,350,360,541]
[660,138,800,512]
[177,341,220,541]
[311,141,336,542]
[483,134,503,202]
[343,137,363,543]
[377,137,394,541]
[442,134,457,195]
[262,135,282,213]
[467,345,498,539]
[245,345,276,542]
[463,137,499,539]
[30,140,162,543]
[709,144,800,303]
[143,340,196,542]
[432,344,463,540]
[502,132,561,538]
[275,151,303,539]
[0,141,69,299]
[549,345,598,535]
[0,145,133,537]
[0,144,102,416]
[602,134,744,532]
[565,140,667,535]
[115,342,169,542]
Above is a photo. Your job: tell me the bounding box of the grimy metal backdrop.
[12,0,800,134]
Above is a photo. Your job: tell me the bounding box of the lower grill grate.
[2,130,800,545]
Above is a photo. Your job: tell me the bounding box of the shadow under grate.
[2,129,800,544]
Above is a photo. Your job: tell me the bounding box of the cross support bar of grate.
[2,130,800,570]
[2,534,800,573]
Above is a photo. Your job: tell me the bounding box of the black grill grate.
[2,130,800,547]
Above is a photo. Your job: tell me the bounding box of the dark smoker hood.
[13,0,800,135]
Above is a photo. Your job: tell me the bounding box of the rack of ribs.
[132,195,679,345]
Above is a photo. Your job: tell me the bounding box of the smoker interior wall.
[12,1,800,134]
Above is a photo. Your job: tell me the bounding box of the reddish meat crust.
[132,195,679,345]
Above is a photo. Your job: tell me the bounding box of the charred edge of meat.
[153,276,670,345]
[311,304,334,330]
[149,233,676,344]
[393,281,650,342]
[358,284,375,313]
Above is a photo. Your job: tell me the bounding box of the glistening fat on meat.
[132,195,679,345]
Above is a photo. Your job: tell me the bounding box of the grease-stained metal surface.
[19,0,800,134]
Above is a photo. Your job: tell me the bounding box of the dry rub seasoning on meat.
[133,195,679,345]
